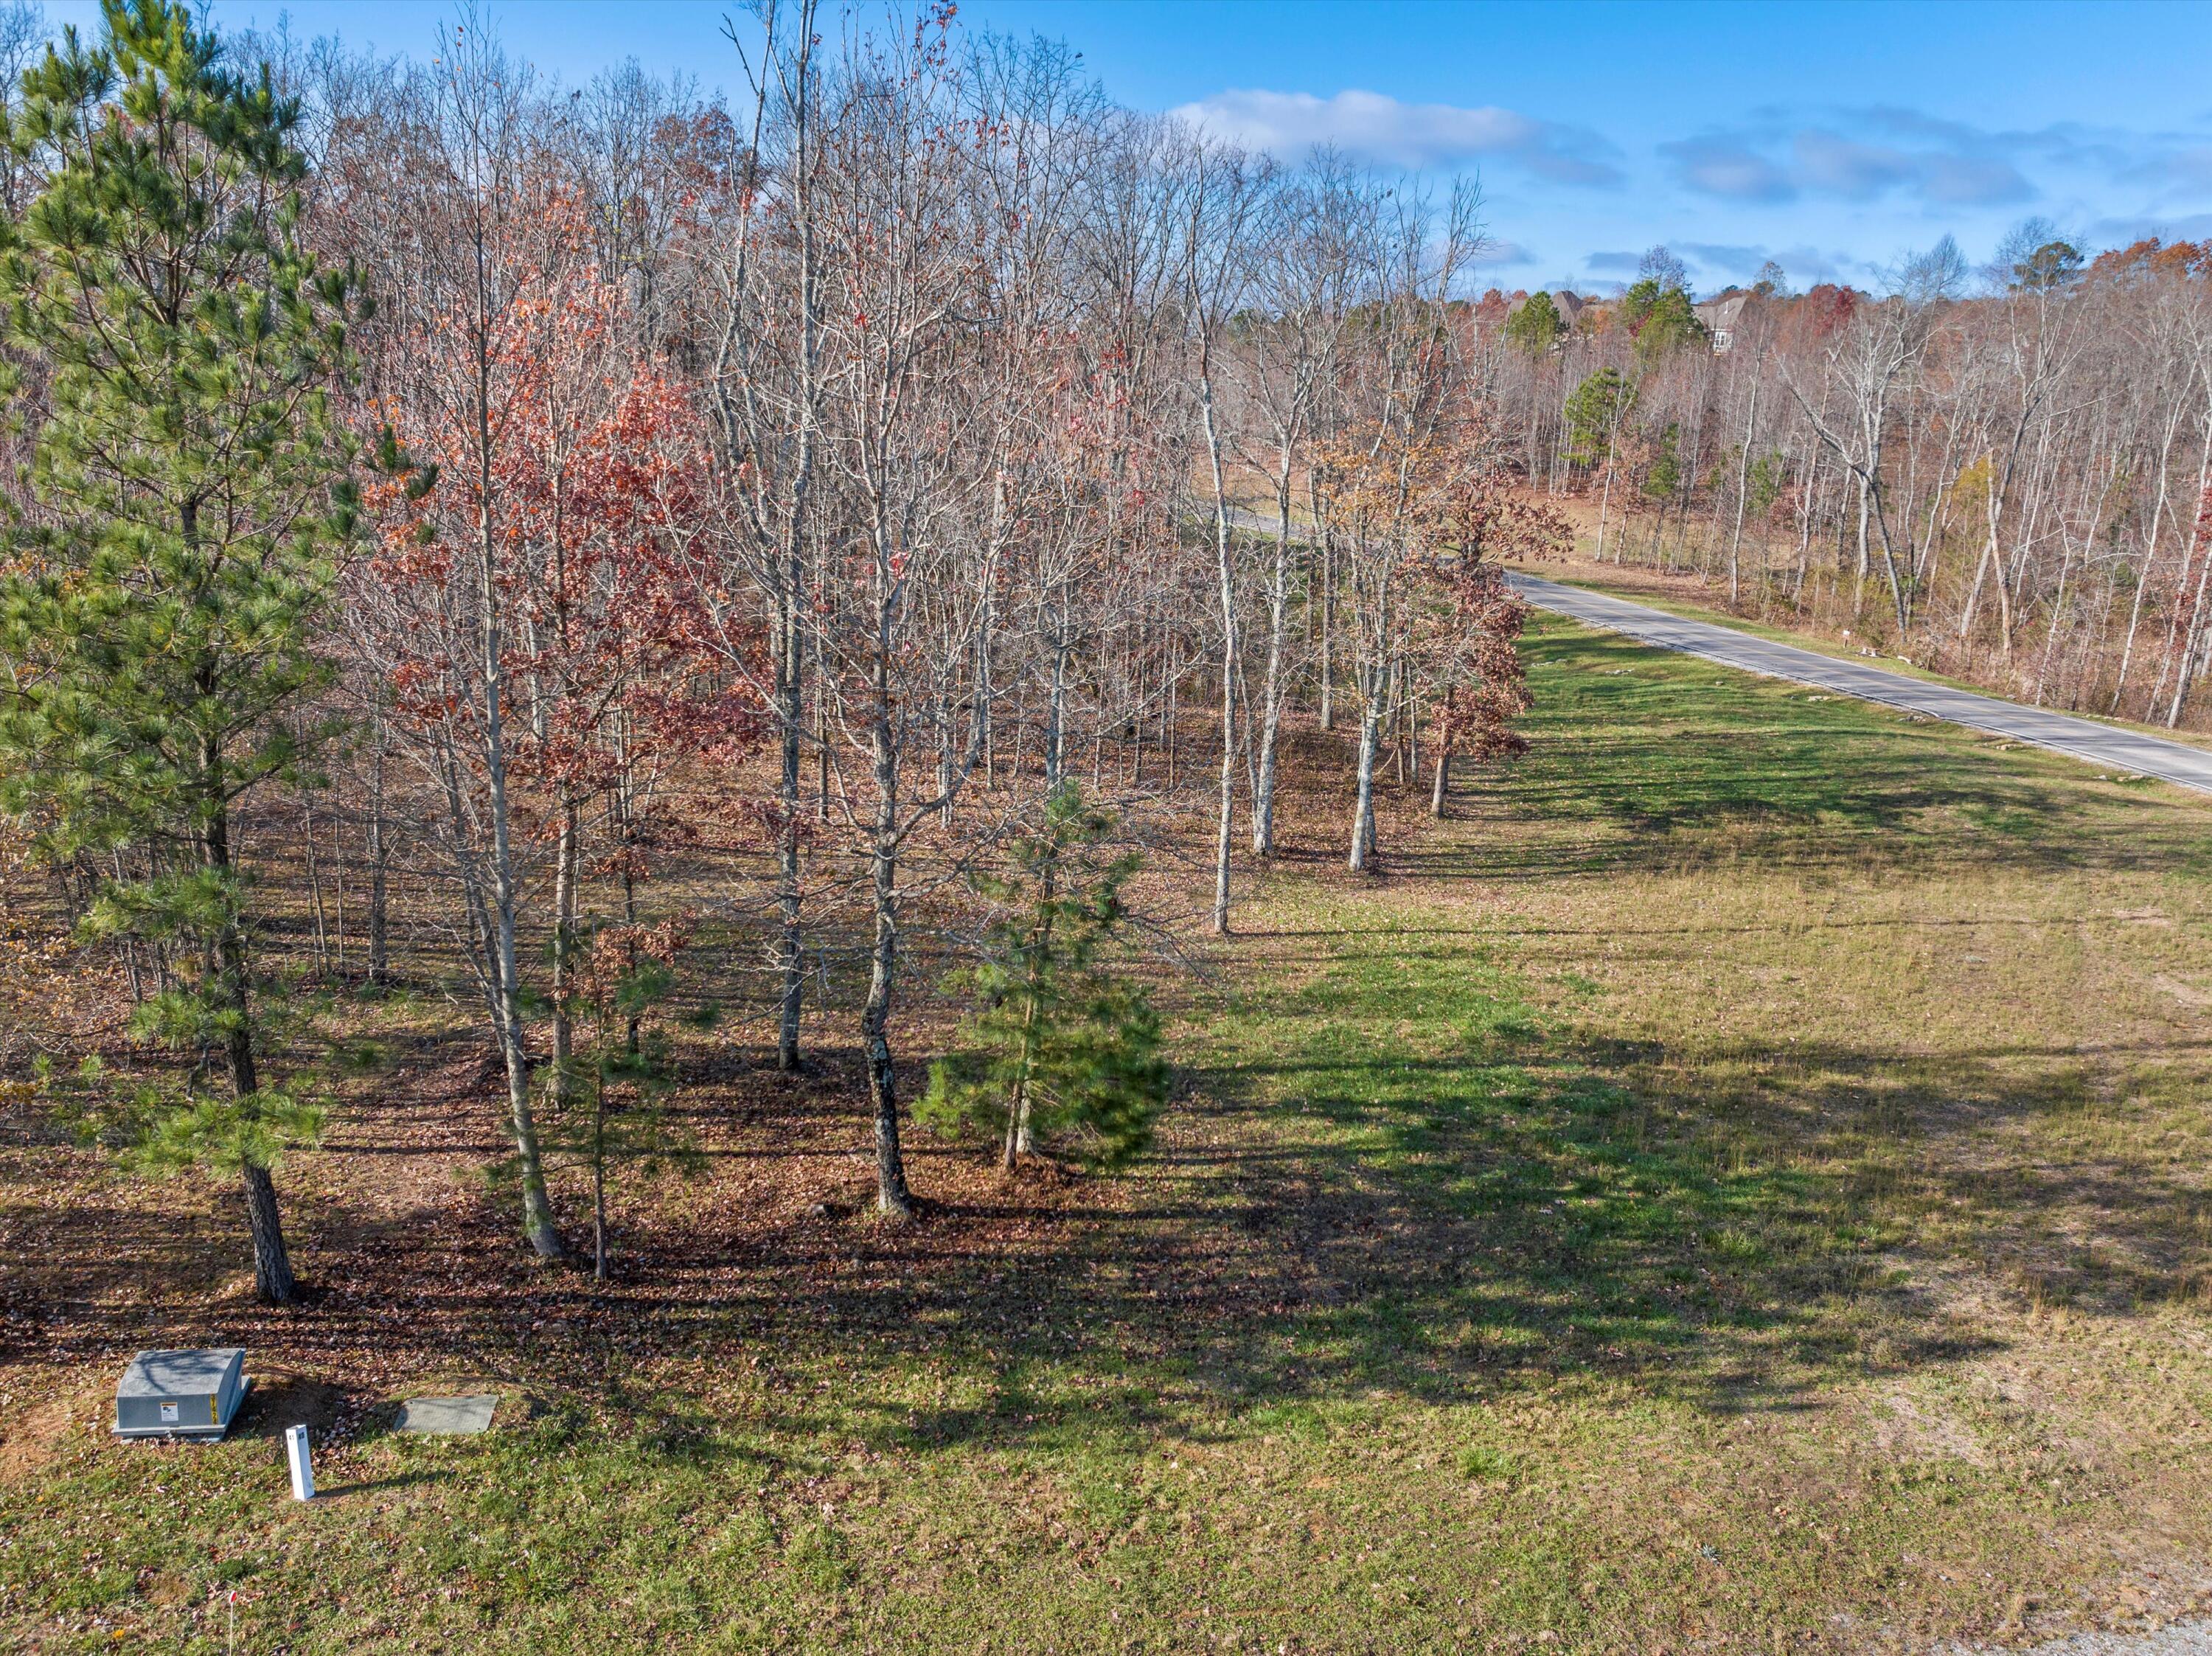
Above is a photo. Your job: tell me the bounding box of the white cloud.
[2083,209,2212,248]
[1662,117,2035,209]
[1678,242,1775,279]
[1472,238,1537,267]
[1676,243,1874,289]
[1792,131,1919,199]
[1919,153,2034,206]
[1660,138,1795,203]
[1172,88,1622,186]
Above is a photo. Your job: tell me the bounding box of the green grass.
[10,614,2212,1651]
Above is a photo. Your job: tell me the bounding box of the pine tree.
[1503,291,1563,358]
[920,784,1168,1173]
[1643,422,1683,503]
[1621,276,1708,365]
[1565,367,1633,468]
[543,924,704,1284]
[0,0,364,1304]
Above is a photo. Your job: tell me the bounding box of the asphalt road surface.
[1970,1622,2212,1655]
[1509,571,2212,798]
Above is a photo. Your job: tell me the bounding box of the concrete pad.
[394,1394,497,1435]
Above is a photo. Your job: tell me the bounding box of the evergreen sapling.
[921,784,1168,1173]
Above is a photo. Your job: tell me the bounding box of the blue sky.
[48,0,2212,295]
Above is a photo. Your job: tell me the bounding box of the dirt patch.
[2152,975,2212,1009]
[0,1386,83,1484]
[232,1371,353,1439]
[140,1568,195,1609]
[1863,1387,1990,1466]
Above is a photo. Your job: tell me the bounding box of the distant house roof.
[1693,292,1755,351]
[1481,290,1590,347]
[1500,291,1585,330]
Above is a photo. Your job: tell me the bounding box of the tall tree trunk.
[863,796,914,1219]
[478,448,563,1262]
[240,1163,293,1306]
[864,541,915,1220]
[202,745,298,1305]
[1198,364,1237,934]
[1046,598,1070,790]
[591,1085,609,1283]
[776,554,806,1071]
[2167,490,2212,728]
[1251,474,1294,855]
[2112,411,2189,713]
[1348,705,1380,873]
[1595,433,1617,562]
[549,796,578,1102]
[1316,472,1335,732]
[365,731,389,989]
[1729,375,1759,605]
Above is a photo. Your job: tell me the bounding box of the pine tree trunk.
[1004,995,1039,1171]
[1006,877,1054,1167]
[204,764,299,1305]
[241,1163,295,1306]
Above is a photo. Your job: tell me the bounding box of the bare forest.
[0,0,1549,1300]
[1481,235,2212,725]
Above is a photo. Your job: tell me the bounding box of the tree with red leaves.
[1419,462,1563,814]
[341,28,745,1262]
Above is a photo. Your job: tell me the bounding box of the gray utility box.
[114,1349,247,1440]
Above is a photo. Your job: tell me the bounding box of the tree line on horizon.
[1479,234,2212,721]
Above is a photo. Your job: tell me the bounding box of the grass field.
[8,614,2212,1652]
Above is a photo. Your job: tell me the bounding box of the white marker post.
[284,1424,315,1501]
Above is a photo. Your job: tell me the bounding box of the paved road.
[1509,571,2212,798]
[1966,1622,2212,1655]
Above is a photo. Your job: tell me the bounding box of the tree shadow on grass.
[21,971,2174,1469]
[21,620,2212,1472]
